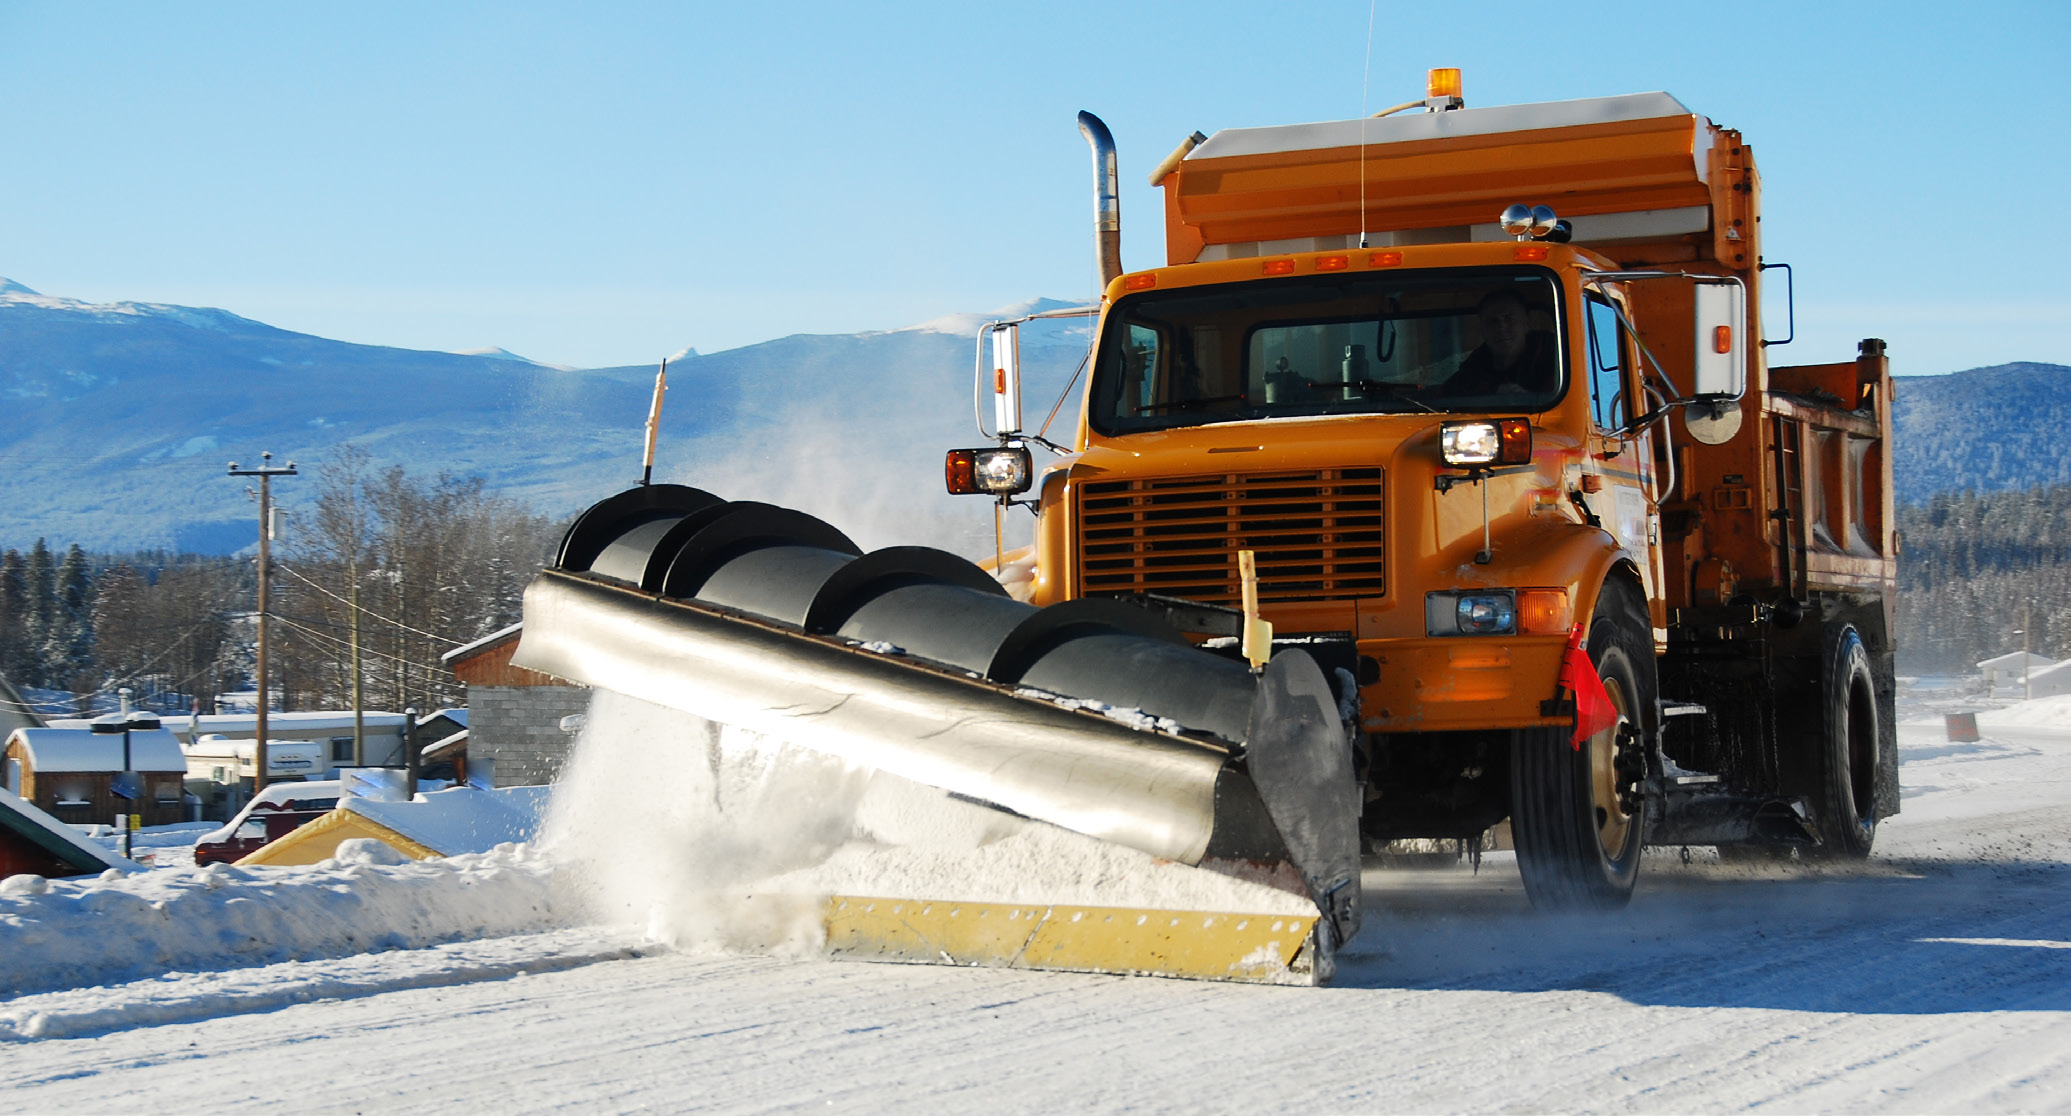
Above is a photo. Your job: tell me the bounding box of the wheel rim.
[1588,674,1634,857]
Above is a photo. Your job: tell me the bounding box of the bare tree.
[273,448,555,713]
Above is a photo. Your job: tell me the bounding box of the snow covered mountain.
[0,281,1090,556]
[1,276,2049,557]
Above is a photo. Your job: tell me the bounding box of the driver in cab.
[1446,289,1558,397]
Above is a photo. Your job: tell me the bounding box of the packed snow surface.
[2,685,2070,1111]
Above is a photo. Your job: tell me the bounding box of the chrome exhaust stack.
[1077,111,1123,292]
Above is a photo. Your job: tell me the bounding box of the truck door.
[1583,292,1662,606]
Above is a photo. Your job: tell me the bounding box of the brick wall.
[468,685,591,788]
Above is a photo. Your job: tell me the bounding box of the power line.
[272,561,461,647]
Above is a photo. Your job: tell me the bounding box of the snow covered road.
[3,717,2068,1112]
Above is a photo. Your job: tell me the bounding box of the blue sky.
[1,1,2063,374]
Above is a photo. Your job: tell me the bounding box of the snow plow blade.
[822,897,1321,984]
[513,485,1361,983]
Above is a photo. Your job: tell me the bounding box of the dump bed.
[1160,92,1756,274]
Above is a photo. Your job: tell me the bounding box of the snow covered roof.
[0,785,128,874]
[340,785,547,856]
[422,729,469,762]
[6,727,187,773]
[1977,651,2055,671]
[443,623,521,663]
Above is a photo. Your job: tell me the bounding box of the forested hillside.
[1894,362,2071,497]
[1896,482,2071,671]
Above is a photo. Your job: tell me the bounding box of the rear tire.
[1511,580,1654,909]
[1809,626,1878,859]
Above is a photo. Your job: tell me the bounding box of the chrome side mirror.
[1692,278,1747,400]
[978,321,1022,437]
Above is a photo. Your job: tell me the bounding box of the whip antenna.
[1358,0,1375,249]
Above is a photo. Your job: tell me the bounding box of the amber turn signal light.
[1517,588,1573,635]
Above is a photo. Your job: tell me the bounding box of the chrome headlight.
[1439,418,1532,467]
[1426,590,1518,636]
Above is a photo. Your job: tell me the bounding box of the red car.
[192,780,341,866]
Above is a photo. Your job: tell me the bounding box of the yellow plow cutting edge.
[822,895,1324,985]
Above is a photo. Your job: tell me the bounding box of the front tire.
[1511,580,1654,909]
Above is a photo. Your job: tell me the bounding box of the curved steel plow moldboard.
[512,484,1361,982]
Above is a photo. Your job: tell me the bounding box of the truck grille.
[1078,469,1385,604]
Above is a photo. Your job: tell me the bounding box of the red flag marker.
[1557,623,1620,749]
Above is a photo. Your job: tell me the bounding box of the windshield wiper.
[1305,380,1437,412]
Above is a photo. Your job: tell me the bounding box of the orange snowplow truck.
[948,74,1898,907]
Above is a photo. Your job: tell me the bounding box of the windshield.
[1088,268,1566,434]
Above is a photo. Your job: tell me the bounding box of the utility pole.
[228,452,297,795]
[350,556,365,767]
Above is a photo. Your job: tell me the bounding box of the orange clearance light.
[1262,258,1297,276]
[1369,251,1403,267]
[1513,244,1549,262]
[1498,418,1533,464]
[1316,254,1349,272]
[1713,325,1733,353]
[1427,67,1462,100]
[1123,273,1158,291]
[1517,588,1572,635]
[944,449,978,495]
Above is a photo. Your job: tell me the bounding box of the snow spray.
[540,691,873,955]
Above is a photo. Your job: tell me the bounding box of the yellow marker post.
[640,358,668,486]
[1237,550,1273,670]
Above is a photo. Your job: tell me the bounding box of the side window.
[1585,294,1630,431]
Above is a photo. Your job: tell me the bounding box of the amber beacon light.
[1426,68,1463,110]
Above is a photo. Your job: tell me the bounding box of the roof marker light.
[1370,251,1403,267]
[1427,68,1462,102]
[1514,244,1549,261]
[1262,259,1297,276]
[1316,254,1349,272]
[1123,273,1158,291]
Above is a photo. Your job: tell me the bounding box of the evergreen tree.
[46,543,94,689]
[21,539,54,686]
[0,549,24,682]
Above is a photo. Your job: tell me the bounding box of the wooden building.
[444,625,587,788]
[2,726,189,828]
